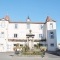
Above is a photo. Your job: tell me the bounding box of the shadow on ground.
[46,50,60,56]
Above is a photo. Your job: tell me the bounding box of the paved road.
[0,52,60,60]
[45,53,60,58]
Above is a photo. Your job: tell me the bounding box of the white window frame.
[15,24,18,29]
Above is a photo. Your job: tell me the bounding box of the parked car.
[56,50,60,56]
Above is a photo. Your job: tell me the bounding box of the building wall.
[8,23,44,39]
[46,22,57,51]
[0,18,57,52]
[8,23,27,39]
[0,20,8,52]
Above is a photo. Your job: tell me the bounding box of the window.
[50,32,53,34]
[51,35,54,39]
[39,24,43,29]
[50,32,54,39]
[1,32,4,34]
[20,44,23,46]
[1,32,4,38]
[39,44,43,46]
[15,24,18,29]
[39,34,43,38]
[14,44,17,46]
[50,23,53,29]
[41,25,43,29]
[50,43,54,47]
[27,24,30,29]
[7,44,9,49]
[1,22,5,28]
[14,34,17,38]
[45,44,48,46]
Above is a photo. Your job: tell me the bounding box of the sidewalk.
[0,52,60,60]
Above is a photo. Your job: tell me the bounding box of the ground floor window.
[39,44,43,46]
[45,44,48,46]
[14,44,23,47]
[14,44,17,46]
[20,44,23,47]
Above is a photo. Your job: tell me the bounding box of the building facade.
[0,16,57,52]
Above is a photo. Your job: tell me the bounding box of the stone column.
[27,37,29,46]
[32,37,34,49]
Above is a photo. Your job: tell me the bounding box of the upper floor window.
[15,24,18,29]
[50,43,54,47]
[1,32,4,34]
[1,22,5,28]
[50,23,53,29]
[39,24,43,30]
[27,24,30,29]
[50,32,54,39]
[14,34,17,38]
[50,32,53,34]
[39,34,43,38]
[0,32,4,38]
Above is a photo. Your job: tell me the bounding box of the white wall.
[0,20,9,52]
[8,23,44,39]
[0,19,57,52]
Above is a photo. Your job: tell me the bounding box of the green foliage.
[22,44,29,52]
[23,50,42,55]
[34,43,40,49]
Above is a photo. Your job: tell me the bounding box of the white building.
[57,43,60,49]
[0,16,57,52]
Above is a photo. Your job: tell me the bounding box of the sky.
[0,0,60,44]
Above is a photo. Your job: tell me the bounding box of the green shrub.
[22,44,29,52]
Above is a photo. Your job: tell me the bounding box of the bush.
[22,44,29,52]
